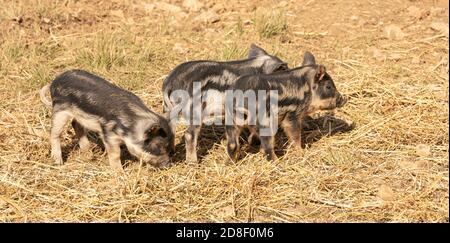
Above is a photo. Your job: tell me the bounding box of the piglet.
[40,69,174,171]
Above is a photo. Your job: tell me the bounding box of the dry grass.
[0,0,448,222]
[254,9,287,39]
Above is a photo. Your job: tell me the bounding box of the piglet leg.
[103,135,123,172]
[50,111,72,165]
[185,125,202,163]
[259,136,278,161]
[225,125,241,162]
[72,120,90,151]
[281,112,302,148]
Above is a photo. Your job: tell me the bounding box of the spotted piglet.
[40,69,174,171]
[226,51,347,161]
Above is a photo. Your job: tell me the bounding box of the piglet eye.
[326,85,332,90]
[144,137,152,145]
[157,128,167,138]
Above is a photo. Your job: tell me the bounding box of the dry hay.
[0,0,448,222]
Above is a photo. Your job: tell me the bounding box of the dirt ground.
[0,0,448,222]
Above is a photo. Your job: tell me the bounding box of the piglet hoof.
[185,153,198,165]
[78,138,91,151]
[264,152,278,162]
[53,158,63,166]
[51,154,63,166]
[292,141,302,149]
[226,154,239,164]
[111,164,124,173]
[108,160,124,172]
[247,134,261,147]
[157,161,171,169]
[226,144,240,163]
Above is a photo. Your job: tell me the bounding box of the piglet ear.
[302,51,316,66]
[277,62,289,71]
[315,65,326,81]
[248,43,268,58]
